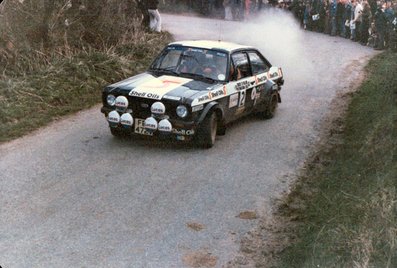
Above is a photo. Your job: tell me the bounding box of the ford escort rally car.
[101,40,284,148]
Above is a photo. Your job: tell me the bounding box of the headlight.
[176,105,188,118]
[271,84,278,91]
[107,94,116,106]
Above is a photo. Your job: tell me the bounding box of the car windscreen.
[150,46,228,82]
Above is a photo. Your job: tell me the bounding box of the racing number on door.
[239,90,246,107]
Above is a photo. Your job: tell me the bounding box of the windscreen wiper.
[180,72,215,83]
[151,67,179,76]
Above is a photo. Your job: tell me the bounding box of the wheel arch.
[197,101,225,125]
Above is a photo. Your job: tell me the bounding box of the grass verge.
[278,51,397,267]
[0,32,172,143]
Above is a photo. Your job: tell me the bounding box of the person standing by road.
[350,0,363,41]
[374,2,388,49]
[336,0,347,37]
[329,0,338,35]
[360,0,372,45]
[384,0,396,48]
[245,0,251,19]
[148,0,161,32]
[344,0,352,38]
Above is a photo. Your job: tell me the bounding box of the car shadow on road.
[104,112,271,152]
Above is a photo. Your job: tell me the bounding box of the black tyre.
[259,93,278,119]
[197,112,217,148]
[110,127,126,138]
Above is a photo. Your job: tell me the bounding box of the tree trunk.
[136,0,150,28]
[41,0,55,48]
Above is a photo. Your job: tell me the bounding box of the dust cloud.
[224,9,315,84]
[171,9,316,84]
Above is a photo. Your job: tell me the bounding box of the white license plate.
[134,118,153,136]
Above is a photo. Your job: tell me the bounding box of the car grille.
[128,96,178,119]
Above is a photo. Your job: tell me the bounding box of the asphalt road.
[0,13,377,268]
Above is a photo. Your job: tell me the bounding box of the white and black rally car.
[101,40,284,148]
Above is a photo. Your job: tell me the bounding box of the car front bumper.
[101,106,199,141]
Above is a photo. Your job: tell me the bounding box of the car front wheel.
[110,127,126,138]
[197,112,217,148]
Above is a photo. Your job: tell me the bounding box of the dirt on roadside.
[226,55,374,268]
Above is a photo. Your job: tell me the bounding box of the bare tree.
[41,0,55,47]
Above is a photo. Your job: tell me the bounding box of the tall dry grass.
[0,0,172,142]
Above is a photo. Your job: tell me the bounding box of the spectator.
[374,2,388,49]
[245,0,252,19]
[148,0,161,32]
[319,0,328,32]
[258,0,264,10]
[232,0,244,20]
[224,0,233,20]
[360,0,372,45]
[304,1,312,30]
[350,0,363,41]
[208,0,216,15]
[336,0,346,37]
[329,0,338,35]
[290,0,306,26]
[368,0,377,14]
[344,0,352,38]
[384,0,396,48]
[311,0,323,32]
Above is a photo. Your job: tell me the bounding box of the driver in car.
[201,55,227,81]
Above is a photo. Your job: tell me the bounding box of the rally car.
[101,40,284,148]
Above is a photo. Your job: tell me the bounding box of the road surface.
[0,12,377,267]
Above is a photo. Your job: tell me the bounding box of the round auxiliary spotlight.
[115,96,129,112]
[144,117,158,133]
[120,113,133,129]
[151,102,166,116]
[158,119,172,133]
[108,111,120,128]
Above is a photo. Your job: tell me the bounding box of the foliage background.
[0,0,172,142]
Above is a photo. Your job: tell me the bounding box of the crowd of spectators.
[161,0,396,51]
[287,0,397,50]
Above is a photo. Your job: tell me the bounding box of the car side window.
[231,52,251,81]
[248,52,269,75]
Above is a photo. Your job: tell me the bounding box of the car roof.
[169,40,253,53]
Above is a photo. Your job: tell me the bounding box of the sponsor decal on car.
[210,87,227,98]
[192,86,228,106]
[235,80,250,91]
[172,128,195,136]
[229,93,239,108]
[238,90,246,107]
[251,88,261,106]
[255,74,267,85]
[192,104,204,112]
[129,75,192,100]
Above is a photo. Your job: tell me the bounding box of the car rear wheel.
[259,93,278,119]
[197,112,217,148]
